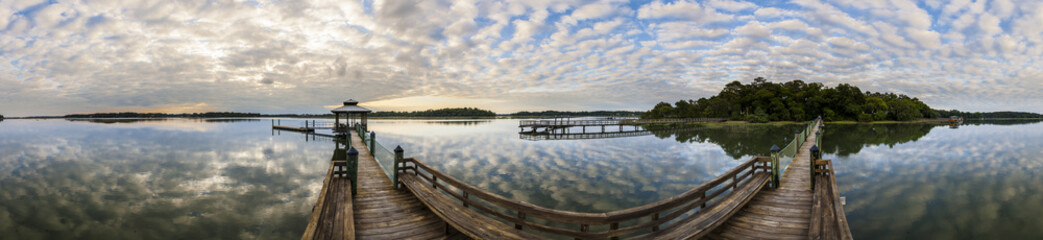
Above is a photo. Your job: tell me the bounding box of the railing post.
[369,132,376,156]
[394,146,404,190]
[816,130,822,148]
[810,145,820,190]
[347,147,359,195]
[770,145,781,189]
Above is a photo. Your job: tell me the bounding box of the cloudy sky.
[1,0,1041,116]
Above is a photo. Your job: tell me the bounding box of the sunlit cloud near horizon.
[1,0,1042,116]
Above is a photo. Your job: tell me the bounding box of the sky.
[1,0,1042,116]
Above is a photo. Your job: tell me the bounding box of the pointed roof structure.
[331,99,372,113]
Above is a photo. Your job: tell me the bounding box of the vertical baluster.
[652,212,660,232]
[516,212,526,230]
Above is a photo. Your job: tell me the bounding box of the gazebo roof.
[331,99,372,113]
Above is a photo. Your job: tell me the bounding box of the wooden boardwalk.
[346,130,448,239]
[708,120,821,239]
[298,118,848,239]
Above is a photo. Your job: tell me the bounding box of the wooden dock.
[345,130,448,239]
[274,125,314,132]
[302,130,449,239]
[707,120,821,239]
[297,118,849,239]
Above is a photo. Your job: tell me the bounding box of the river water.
[0,118,1039,239]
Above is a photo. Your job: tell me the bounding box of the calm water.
[0,118,1040,239]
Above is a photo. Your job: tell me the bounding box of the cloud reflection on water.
[369,119,784,213]
[0,120,332,239]
[824,122,1043,239]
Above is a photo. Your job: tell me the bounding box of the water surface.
[1,118,1040,239]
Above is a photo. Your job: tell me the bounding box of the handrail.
[399,156,773,239]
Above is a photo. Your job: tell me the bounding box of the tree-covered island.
[642,77,1042,122]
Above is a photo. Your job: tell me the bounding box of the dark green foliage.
[642,77,941,122]
[744,108,770,123]
[369,107,495,117]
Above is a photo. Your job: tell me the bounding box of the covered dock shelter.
[332,99,372,134]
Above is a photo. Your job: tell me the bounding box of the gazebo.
[331,99,372,133]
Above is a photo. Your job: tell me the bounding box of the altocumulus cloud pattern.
[1,0,1041,115]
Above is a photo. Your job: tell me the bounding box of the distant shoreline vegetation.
[24,108,638,119]
[642,77,1043,123]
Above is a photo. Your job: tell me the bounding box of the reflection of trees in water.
[961,119,1043,126]
[819,124,938,157]
[645,124,806,159]
[643,123,955,158]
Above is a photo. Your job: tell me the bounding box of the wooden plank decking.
[301,160,354,240]
[347,130,449,239]
[708,121,821,239]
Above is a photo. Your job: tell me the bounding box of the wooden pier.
[302,129,450,239]
[519,118,726,133]
[296,114,850,239]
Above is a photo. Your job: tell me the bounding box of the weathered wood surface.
[709,120,822,239]
[809,160,853,240]
[400,155,772,239]
[301,161,354,240]
[347,130,448,240]
[274,125,314,132]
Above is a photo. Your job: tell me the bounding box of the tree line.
[369,107,496,117]
[64,112,263,118]
[642,77,1038,122]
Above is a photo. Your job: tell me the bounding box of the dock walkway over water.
[286,114,849,239]
[519,118,726,133]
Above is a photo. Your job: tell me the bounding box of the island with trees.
[642,77,1042,122]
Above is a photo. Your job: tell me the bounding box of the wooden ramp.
[708,121,821,239]
[347,130,448,239]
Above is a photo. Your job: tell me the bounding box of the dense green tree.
[641,78,950,122]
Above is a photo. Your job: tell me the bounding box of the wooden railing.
[301,161,355,240]
[519,120,622,127]
[397,156,774,239]
[809,151,852,239]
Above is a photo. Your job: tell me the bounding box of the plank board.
[709,120,822,239]
[347,130,449,239]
